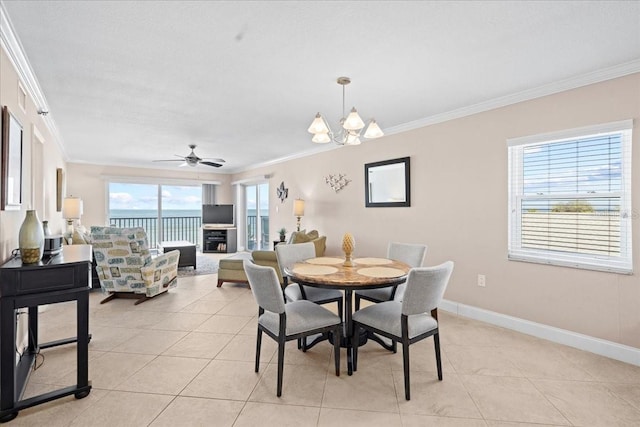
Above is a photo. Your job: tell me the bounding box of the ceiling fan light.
[343,107,365,131]
[312,133,331,143]
[363,119,384,139]
[308,113,330,134]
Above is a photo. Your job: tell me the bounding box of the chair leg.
[402,339,411,400]
[392,341,397,353]
[333,326,341,376]
[255,329,262,373]
[337,299,343,322]
[434,332,443,381]
[277,336,285,397]
[352,323,359,372]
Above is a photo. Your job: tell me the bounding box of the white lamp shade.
[312,133,331,143]
[363,119,384,139]
[62,196,83,219]
[345,134,362,145]
[343,107,365,131]
[293,199,305,216]
[307,113,330,134]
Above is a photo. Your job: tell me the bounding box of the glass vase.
[19,210,45,264]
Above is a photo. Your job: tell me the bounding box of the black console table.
[0,245,92,423]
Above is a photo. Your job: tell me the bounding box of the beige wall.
[1,46,68,351]
[233,73,640,348]
[0,47,66,262]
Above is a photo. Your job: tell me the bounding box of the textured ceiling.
[2,1,639,173]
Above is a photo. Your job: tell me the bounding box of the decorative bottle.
[19,210,45,264]
[42,220,51,236]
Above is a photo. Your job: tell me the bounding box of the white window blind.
[508,120,633,274]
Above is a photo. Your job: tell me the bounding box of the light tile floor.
[12,268,640,426]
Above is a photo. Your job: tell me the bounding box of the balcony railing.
[108,216,202,248]
[108,214,271,250]
[247,215,269,250]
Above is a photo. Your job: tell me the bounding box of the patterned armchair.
[90,226,180,305]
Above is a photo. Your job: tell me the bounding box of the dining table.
[286,256,411,375]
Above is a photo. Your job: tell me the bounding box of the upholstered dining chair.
[354,242,427,310]
[243,261,341,397]
[275,242,343,321]
[352,261,454,400]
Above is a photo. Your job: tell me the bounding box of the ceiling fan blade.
[200,158,226,163]
[200,161,223,168]
[152,159,185,162]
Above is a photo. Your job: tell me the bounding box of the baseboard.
[439,299,640,367]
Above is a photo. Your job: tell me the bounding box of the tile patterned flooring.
[13,270,640,426]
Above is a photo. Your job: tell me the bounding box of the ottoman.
[217,252,253,287]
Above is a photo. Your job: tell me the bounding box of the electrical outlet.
[477,274,486,287]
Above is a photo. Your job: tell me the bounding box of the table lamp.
[62,196,83,243]
[293,199,305,231]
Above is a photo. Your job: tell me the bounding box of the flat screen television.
[202,204,234,226]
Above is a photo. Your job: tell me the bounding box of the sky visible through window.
[109,183,202,215]
[521,133,622,213]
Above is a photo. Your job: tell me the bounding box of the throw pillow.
[306,230,319,240]
[291,231,312,244]
[72,229,88,244]
[311,236,326,257]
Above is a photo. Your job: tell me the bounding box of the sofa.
[216,230,326,287]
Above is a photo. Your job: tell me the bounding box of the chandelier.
[307,77,384,145]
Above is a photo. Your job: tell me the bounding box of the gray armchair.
[275,242,343,322]
[354,242,427,310]
[352,261,454,400]
[243,261,341,397]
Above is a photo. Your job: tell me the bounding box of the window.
[108,182,203,248]
[508,120,633,273]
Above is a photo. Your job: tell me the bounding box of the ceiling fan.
[152,144,226,168]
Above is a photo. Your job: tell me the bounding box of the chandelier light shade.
[308,77,384,145]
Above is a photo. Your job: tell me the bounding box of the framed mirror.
[364,156,410,207]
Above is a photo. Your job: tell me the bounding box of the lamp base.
[296,216,302,232]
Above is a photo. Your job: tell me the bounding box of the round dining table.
[286,256,411,375]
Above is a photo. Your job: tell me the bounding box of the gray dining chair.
[275,242,343,321]
[352,261,454,400]
[354,242,427,310]
[243,261,341,397]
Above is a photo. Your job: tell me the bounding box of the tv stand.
[203,228,237,253]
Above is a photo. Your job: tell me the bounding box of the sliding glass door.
[245,182,269,250]
[108,182,202,248]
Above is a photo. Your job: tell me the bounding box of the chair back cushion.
[244,261,286,314]
[388,242,427,268]
[275,242,316,276]
[402,261,454,316]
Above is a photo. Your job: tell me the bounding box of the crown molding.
[384,59,640,137]
[0,2,67,160]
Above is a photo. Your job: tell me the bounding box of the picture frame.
[1,106,23,210]
[56,168,64,212]
[364,156,411,208]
